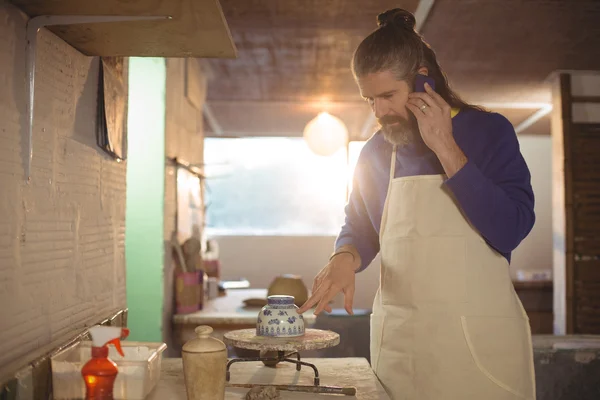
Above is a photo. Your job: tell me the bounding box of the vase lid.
[182,325,226,353]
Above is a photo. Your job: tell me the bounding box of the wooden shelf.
[9,0,237,58]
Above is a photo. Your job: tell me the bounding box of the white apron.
[370,145,536,400]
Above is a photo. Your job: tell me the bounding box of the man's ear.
[417,66,429,76]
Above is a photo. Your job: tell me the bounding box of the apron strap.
[388,145,397,189]
[379,145,398,243]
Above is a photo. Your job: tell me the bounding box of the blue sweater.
[336,109,535,272]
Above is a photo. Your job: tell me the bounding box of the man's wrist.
[435,139,467,178]
[331,245,361,271]
[329,250,355,262]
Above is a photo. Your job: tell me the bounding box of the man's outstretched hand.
[297,247,360,315]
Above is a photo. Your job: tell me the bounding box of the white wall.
[163,58,207,355]
[216,135,552,310]
[510,135,553,279]
[216,235,380,310]
[0,4,126,367]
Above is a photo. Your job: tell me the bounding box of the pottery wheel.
[224,329,339,352]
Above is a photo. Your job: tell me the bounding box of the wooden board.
[149,358,391,399]
[10,0,237,58]
[223,329,339,352]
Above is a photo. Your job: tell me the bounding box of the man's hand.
[297,246,360,315]
[406,82,467,178]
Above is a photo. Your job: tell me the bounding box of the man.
[297,8,536,400]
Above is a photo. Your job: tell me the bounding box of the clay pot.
[182,326,227,400]
[267,274,308,307]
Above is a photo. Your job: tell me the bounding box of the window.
[347,141,365,195]
[204,137,365,236]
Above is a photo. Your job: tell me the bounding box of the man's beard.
[378,114,420,147]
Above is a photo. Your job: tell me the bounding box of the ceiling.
[203,0,600,139]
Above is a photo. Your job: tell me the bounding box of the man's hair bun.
[377,8,416,31]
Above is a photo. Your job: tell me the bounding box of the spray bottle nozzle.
[88,326,130,357]
[108,328,130,357]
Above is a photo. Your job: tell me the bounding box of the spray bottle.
[81,326,130,400]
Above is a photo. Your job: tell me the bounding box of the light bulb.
[303,112,348,156]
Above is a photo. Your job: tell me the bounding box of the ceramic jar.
[267,274,308,307]
[182,325,227,400]
[256,295,305,337]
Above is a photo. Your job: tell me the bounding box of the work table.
[173,289,316,326]
[173,289,317,352]
[149,357,390,399]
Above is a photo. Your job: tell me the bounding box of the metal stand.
[222,329,354,395]
[226,350,321,386]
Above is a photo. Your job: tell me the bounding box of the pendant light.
[303,112,348,156]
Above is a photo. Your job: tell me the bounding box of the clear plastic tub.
[51,340,167,399]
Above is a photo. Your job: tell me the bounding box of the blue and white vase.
[256,295,305,337]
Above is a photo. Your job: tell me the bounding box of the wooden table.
[173,289,317,352]
[148,357,391,399]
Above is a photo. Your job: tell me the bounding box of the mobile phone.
[414,74,435,92]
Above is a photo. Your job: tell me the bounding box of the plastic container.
[51,341,167,400]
